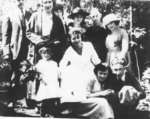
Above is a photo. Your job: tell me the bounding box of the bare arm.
[120,29,129,57]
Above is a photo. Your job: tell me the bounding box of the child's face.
[97,70,109,83]
[41,51,51,60]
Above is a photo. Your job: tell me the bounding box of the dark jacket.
[26,11,67,63]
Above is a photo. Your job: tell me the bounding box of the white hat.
[103,13,120,27]
[68,26,86,35]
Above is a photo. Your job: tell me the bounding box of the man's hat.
[68,7,89,19]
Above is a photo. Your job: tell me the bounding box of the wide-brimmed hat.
[68,7,89,19]
[103,13,120,27]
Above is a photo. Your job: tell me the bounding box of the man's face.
[54,10,63,19]
[97,70,109,83]
[14,0,24,8]
[111,64,125,76]
[42,0,53,13]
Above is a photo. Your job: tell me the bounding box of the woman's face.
[42,0,53,13]
[107,21,117,31]
[74,15,83,26]
[70,30,82,44]
[97,70,109,83]
[40,50,52,60]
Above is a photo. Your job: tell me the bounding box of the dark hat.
[68,7,89,19]
[94,63,109,75]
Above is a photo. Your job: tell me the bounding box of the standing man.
[2,0,29,107]
[2,0,29,71]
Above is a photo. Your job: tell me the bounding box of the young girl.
[32,46,60,102]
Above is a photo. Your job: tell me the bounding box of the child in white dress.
[33,46,60,102]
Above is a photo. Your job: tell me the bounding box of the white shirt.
[42,12,53,36]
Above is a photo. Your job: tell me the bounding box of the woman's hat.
[68,7,89,19]
[103,13,120,27]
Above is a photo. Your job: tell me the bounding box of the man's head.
[13,0,25,9]
[90,8,102,25]
[42,0,54,14]
[110,58,126,77]
[53,4,64,18]
[94,63,109,83]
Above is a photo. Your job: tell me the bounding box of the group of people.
[0,0,147,119]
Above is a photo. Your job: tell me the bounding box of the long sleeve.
[26,13,43,45]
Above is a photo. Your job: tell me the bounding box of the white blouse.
[42,12,53,36]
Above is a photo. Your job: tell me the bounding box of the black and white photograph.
[0,0,150,119]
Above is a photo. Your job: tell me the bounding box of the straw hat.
[68,7,89,19]
[103,13,120,27]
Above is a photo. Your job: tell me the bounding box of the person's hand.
[104,89,115,95]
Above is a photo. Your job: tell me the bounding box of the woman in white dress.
[103,13,129,67]
[59,26,114,119]
[59,26,101,98]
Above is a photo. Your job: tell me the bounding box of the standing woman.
[26,0,67,64]
[68,7,89,28]
[103,13,130,67]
